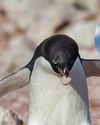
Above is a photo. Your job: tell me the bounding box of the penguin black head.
[27,34,79,77]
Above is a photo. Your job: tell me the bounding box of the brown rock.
[0,107,23,125]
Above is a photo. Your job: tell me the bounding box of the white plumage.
[28,56,91,125]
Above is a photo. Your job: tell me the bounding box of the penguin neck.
[28,56,90,125]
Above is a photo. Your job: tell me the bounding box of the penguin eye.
[52,59,57,65]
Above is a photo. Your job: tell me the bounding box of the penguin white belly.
[28,57,91,125]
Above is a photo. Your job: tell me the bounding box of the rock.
[1,0,31,30]
[0,35,33,76]
[63,20,97,48]
[0,0,100,48]
[74,0,100,13]
[0,107,23,125]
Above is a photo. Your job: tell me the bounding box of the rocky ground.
[0,0,100,125]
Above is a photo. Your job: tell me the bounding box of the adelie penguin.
[0,34,100,125]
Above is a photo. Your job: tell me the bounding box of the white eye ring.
[52,59,57,64]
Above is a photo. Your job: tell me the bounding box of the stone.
[0,107,23,125]
[63,20,97,48]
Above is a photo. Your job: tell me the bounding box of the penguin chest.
[28,57,90,125]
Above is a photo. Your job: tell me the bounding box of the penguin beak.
[58,67,69,77]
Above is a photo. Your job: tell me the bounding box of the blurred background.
[0,0,100,125]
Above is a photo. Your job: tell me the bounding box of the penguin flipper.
[0,68,31,97]
[81,58,100,77]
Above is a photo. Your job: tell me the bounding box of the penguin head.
[28,34,79,77]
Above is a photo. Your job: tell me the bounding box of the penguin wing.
[0,68,31,97]
[81,58,100,77]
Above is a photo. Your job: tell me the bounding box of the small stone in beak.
[61,75,71,85]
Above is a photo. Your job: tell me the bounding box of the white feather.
[28,57,91,125]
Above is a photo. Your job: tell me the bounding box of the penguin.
[0,34,100,125]
[26,34,91,125]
